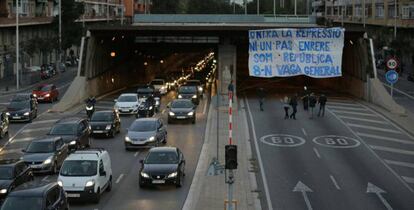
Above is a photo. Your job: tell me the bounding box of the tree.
[151,0,183,14]
[51,0,84,51]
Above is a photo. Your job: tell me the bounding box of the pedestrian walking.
[308,93,317,119]
[302,86,309,111]
[257,87,265,111]
[317,94,327,117]
[228,80,234,101]
[282,96,290,119]
[289,94,298,120]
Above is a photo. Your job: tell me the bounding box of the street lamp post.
[394,0,397,39]
[16,0,19,90]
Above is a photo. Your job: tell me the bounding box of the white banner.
[248,28,345,78]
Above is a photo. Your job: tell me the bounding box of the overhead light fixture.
[110,52,116,57]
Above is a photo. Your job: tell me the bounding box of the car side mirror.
[100,171,106,176]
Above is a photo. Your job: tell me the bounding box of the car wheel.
[106,177,112,192]
[93,189,100,204]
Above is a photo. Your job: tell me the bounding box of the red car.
[32,84,59,103]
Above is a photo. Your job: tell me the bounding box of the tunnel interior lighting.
[160,60,164,64]
[112,37,116,41]
[144,62,148,66]
[110,52,116,57]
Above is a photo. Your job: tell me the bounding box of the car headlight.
[85,180,95,187]
[69,140,76,145]
[192,95,197,98]
[125,136,132,142]
[148,136,155,142]
[43,157,53,165]
[57,181,63,187]
[33,94,37,97]
[169,112,175,116]
[0,189,7,194]
[198,87,203,91]
[155,100,160,106]
[167,172,178,178]
[178,95,183,99]
[24,112,30,116]
[187,112,194,116]
[6,112,10,116]
[45,93,50,97]
[160,86,166,90]
[140,172,150,178]
[106,125,112,130]
[149,106,153,110]
[86,106,93,110]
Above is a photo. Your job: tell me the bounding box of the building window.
[355,6,362,17]
[388,5,399,18]
[401,6,414,19]
[376,5,384,18]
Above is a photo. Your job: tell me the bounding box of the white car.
[58,149,112,204]
[150,79,167,95]
[114,93,140,114]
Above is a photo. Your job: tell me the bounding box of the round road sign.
[260,134,306,147]
[386,57,399,70]
[313,135,360,148]
[385,70,399,84]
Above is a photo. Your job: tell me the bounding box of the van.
[57,148,112,203]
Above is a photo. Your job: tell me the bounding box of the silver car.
[124,118,167,150]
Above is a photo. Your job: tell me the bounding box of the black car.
[0,182,68,210]
[185,80,204,98]
[139,147,185,188]
[47,117,90,150]
[0,111,9,139]
[0,159,33,200]
[6,98,38,123]
[22,137,69,174]
[90,110,121,138]
[177,86,199,105]
[167,99,196,124]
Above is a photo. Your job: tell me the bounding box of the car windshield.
[129,121,156,132]
[0,167,13,179]
[91,112,113,122]
[0,197,43,210]
[36,85,50,91]
[179,86,196,93]
[8,101,29,110]
[151,80,164,85]
[171,100,193,108]
[60,160,97,176]
[49,124,76,135]
[145,151,178,164]
[26,141,55,153]
[118,95,137,102]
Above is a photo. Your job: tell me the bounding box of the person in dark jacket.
[317,94,327,117]
[289,94,298,120]
[308,93,317,119]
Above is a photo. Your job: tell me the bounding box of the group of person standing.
[283,90,327,120]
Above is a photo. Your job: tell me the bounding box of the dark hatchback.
[90,110,121,138]
[6,99,38,123]
[47,117,90,150]
[22,137,69,174]
[167,99,196,124]
[0,159,33,200]
[177,86,199,105]
[139,147,185,188]
[0,182,68,210]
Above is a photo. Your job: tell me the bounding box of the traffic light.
[225,145,237,169]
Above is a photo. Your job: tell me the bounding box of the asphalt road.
[0,85,210,210]
[244,94,414,210]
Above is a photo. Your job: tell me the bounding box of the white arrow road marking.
[367,182,393,210]
[293,181,313,210]
[116,174,124,184]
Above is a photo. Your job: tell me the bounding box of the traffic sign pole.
[391,83,393,97]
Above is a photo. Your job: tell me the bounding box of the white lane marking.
[313,147,321,159]
[366,183,393,210]
[402,176,414,184]
[327,105,367,111]
[347,123,401,134]
[327,108,414,192]
[329,175,341,190]
[0,102,8,105]
[162,109,166,114]
[384,160,414,169]
[337,116,388,125]
[301,128,308,137]
[293,181,313,210]
[42,176,49,182]
[12,137,37,143]
[357,132,414,145]
[134,152,139,157]
[370,145,414,156]
[330,110,377,117]
[30,119,58,125]
[0,148,22,155]
[115,174,124,184]
[202,99,208,115]
[245,97,273,210]
[21,127,51,133]
[327,101,361,107]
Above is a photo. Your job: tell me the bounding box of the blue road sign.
[385,70,399,84]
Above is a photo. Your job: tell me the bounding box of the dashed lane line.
[402,176,414,184]
[115,174,124,184]
[21,127,51,133]
[313,147,321,159]
[134,152,139,157]
[327,105,367,111]
[370,145,414,156]
[337,116,388,125]
[42,176,50,182]
[329,175,341,190]
[356,133,414,145]
[330,110,377,117]
[301,128,308,137]
[347,123,402,134]
[30,119,58,125]
[11,137,37,143]
[384,160,414,169]
[327,101,362,107]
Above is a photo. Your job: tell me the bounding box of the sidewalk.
[183,94,261,210]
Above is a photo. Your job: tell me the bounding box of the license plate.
[152,180,165,184]
[38,97,44,100]
[12,116,21,119]
[66,193,80,198]
[30,165,41,169]
[176,116,186,119]
[93,130,104,133]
